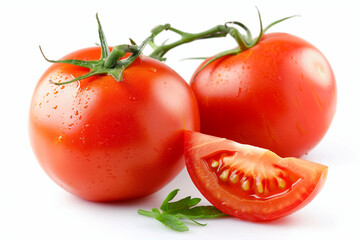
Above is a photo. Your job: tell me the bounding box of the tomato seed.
[241,179,250,191]
[256,181,264,194]
[276,177,286,189]
[211,160,220,168]
[229,172,239,183]
[219,169,230,182]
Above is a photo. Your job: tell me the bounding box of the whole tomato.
[29,45,199,201]
[190,32,336,157]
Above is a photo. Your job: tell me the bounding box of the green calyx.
[41,14,170,85]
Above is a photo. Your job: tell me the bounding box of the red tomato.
[184,130,328,221]
[190,33,337,157]
[29,47,200,202]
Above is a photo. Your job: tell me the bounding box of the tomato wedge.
[184,130,328,221]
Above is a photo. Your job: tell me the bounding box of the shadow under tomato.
[247,210,337,230]
[59,188,163,211]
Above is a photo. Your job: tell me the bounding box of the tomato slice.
[184,130,328,221]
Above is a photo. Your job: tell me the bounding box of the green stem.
[227,28,249,51]
[43,11,297,85]
[148,9,298,63]
[149,25,231,61]
[104,44,138,68]
[137,209,155,218]
[104,46,125,68]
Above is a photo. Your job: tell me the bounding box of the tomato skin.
[29,47,200,202]
[184,130,328,221]
[190,33,337,157]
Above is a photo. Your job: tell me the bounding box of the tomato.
[190,33,337,157]
[184,130,328,221]
[29,47,200,202]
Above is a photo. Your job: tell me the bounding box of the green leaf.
[138,189,227,232]
[167,196,201,212]
[160,189,179,211]
[152,208,162,220]
[161,214,189,232]
[137,209,155,218]
[175,206,227,219]
[173,214,207,226]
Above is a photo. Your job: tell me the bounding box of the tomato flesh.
[184,130,328,221]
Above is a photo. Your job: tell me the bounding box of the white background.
[1,0,359,239]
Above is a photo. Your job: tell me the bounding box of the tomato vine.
[149,9,298,73]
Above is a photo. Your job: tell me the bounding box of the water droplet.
[148,67,157,73]
[74,110,79,116]
[236,88,242,97]
[53,105,58,109]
